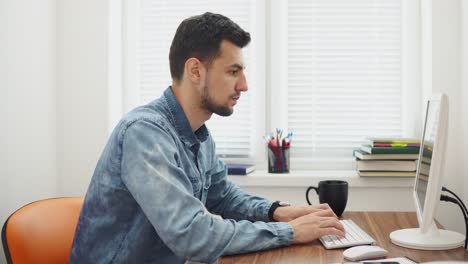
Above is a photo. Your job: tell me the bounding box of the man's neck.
[171,83,212,132]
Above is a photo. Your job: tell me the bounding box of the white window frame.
[123,0,141,113]
[108,0,124,134]
[401,0,422,139]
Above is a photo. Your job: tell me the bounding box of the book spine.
[356,160,416,171]
[373,143,420,147]
[365,147,420,154]
[358,172,416,177]
[228,168,247,175]
[367,138,420,144]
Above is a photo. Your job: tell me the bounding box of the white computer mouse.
[343,245,388,261]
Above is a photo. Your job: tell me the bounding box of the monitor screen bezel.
[413,93,449,233]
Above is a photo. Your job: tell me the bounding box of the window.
[123,0,420,170]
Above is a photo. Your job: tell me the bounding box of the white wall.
[0,0,58,262]
[431,0,467,234]
[56,0,110,196]
[0,0,110,262]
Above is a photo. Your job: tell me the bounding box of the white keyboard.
[320,219,376,249]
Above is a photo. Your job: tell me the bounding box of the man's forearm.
[207,180,273,222]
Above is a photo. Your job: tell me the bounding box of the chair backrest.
[2,197,83,264]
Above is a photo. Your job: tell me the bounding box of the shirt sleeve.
[120,120,294,263]
[205,158,273,222]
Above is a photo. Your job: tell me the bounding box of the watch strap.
[268,201,290,221]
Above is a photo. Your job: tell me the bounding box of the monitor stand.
[390,222,465,250]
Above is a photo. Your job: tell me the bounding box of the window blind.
[287,0,402,166]
[138,0,255,158]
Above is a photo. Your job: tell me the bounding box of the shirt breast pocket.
[201,179,211,204]
[185,166,203,199]
[188,179,202,200]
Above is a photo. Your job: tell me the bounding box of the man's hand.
[273,203,334,222]
[288,208,345,244]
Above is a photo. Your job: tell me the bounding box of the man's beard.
[201,85,234,117]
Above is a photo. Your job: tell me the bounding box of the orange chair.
[2,197,83,264]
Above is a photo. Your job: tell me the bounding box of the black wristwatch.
[268,201,291,221]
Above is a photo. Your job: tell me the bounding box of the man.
[70,12,344,264]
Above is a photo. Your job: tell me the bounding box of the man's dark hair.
[169,12,251,81]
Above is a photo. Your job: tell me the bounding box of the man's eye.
[231,70,238,76]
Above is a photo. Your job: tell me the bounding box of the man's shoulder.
[118,100,175,137]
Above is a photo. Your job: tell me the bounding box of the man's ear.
[184,58,204,84]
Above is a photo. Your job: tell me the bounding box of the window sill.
[228,170,415,188]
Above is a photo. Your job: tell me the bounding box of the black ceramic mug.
[306,180,348,216]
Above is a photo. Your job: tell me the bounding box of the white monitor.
[389,93,464,250]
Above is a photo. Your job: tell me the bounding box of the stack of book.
[354,138,421,177]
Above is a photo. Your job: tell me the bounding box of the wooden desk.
[220,212,467,263]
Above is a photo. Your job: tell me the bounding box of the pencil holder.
[268,146,290,173]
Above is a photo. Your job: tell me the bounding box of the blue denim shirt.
[70,87,294,264]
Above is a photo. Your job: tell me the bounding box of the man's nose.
[236,72,248,92]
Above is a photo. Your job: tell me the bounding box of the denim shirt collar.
[163,86,209,148]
